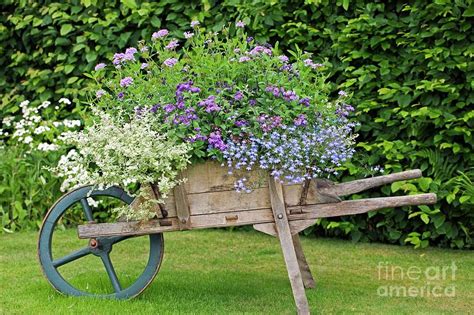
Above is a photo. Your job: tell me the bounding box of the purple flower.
[249,99,257,106]
[299,97,311,107]
[113,52,135,65]
[117,92,124,100]
[94,63,106,71]
[163,58,178,67]
[120,77,133,88]
[239,56,251,63]
[125,47,137,55]
[188,133,207,143]
[198,95,221,113]
[113,53,125,65]
[234,91,244,101]
[304,59,323,69]
[164,103,176,113]
[249,45,272,56]
[294,114,307,126]
[246,37,253,43]
[338,90,348,97]
[141,63,149,69]
[278,55,289,63]
[282,89,298,102]
[184,31,194,39]
[150,104,160,113]
[191,20,200,28]
[96,89,106,98]
[208,131,227,151]
[235,120,248,127]
[140,46,149,53]
[165,39,179,50]
[265,85,280,97]
[152,29,169,39]
[236,21,245,28]
[234,48,241,53]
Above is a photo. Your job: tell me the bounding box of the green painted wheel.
[38,186,164,299]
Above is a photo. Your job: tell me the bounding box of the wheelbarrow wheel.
[38,185,164,299]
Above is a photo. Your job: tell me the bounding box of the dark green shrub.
[1,0,472,248]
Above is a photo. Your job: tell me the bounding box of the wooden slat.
[268,176,310,314]
[324,169,423,197]
[174,173,191,230]
[78,193,436,239]
[253,219,315,237]
[293,193,437,220]
[292,234,316,289]
[78,209,274,238]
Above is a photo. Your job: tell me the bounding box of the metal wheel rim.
[38,185,164,299]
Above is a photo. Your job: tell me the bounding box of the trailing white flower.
[51,112,191,220]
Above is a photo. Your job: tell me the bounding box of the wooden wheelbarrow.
[38,162,436,313]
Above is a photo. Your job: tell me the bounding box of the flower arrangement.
[54,21,357,219]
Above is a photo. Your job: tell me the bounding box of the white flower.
[2,116,14,127]
[34,126,51,134]
[20,100,30,108]
[87,197,100,207]
[38,143,59,151]
[52,121,63,127]
[23,136,33,144]
[59,98,71,105]
[39,101,51,109]
[63,120,81,128]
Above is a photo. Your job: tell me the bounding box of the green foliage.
[1,0,472,248]
[0,145,63,232]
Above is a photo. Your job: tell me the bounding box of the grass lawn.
[0,229,473,314]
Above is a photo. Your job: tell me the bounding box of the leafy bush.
[1,0,472,248]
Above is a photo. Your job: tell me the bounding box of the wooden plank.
[289,220,316,235]
[268,176,310,315]
[174,173,191,230]
[253,223,277,236]
[183,161,267,194]
[292,193,437,220]
[324,169,423,197]
[78,209,274,238]
[78,193,437,239]
[185,187,271,215]
[253,220,315,237]
[292,234,316,289]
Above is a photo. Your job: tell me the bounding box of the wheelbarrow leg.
[292,234,316,289]
[269,176,310,315]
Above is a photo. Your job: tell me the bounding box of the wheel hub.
[89,237,113,256]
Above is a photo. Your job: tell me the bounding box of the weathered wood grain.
[268,176,310,315]
[324,169,423,197]
[174,173,191,230]
[292,193,437,220]
[78,193,436,238]
[292,234,316,289]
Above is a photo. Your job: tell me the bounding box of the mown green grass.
[0,229,473,314]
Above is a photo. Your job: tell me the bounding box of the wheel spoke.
[53,247,91,268]
[80,198,94,221]
[101,253,122,293]
[109,235,132,245]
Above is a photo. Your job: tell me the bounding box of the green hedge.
[1,0,473,248]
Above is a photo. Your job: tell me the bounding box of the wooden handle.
[295,193,437,219]
[322,169,423,196]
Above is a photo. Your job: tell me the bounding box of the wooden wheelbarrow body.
[78,162,436,314]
